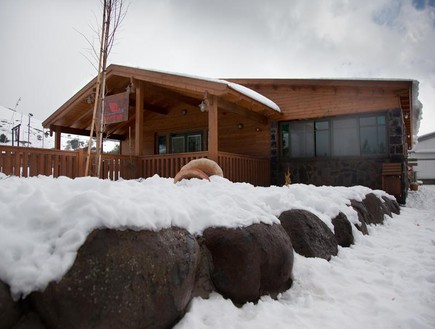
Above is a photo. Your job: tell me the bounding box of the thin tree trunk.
[85,0,106,177]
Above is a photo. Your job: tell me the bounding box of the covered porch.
[41,65,281,185]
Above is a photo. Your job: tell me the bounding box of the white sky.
[0,0,434,135]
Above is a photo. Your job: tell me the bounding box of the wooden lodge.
[0,64,418,203]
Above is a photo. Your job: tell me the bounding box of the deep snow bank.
[0,174,392,298]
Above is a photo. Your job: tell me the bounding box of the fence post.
[77,148,86,177]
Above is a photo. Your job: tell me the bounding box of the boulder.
[331,212,354,248]
[192,238,215,299]
[382,196,400,215]
[32,227,200,329]
[279,209,338,261]
[0,280,22,329]
[202,223,294,304]
[350,200,369,235]
[12,312,46,329]
[362,193,391,225]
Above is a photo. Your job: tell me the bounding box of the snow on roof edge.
[225,81,281,113]
[111,64,281,113]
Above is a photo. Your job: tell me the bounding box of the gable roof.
[43,65,281,138]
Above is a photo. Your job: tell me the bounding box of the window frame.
[279,113,387,160]
[156,130,206,155]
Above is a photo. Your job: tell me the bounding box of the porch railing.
[0,146,80,178]
[0,145,270,186]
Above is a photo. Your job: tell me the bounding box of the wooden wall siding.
[218,111,270,158]
[233,84,402,121]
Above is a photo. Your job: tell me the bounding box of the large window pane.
[171,136,185,153]
[360,126,378,154]
[332,118,359,156]
[281,123,290,159]
[158,135,167,154]
[289,122,314,157]
[315,121,330,157]
[187,134,202,152]
[359,115,386,155]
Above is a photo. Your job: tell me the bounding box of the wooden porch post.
[208,95,218,162]
[55,126,61,150]
[135,82,144,156]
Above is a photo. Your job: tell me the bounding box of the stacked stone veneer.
[388,108,407,160]
[272,108,408,191]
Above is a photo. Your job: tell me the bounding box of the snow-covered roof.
[126,65,281,113]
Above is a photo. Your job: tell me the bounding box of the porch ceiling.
[43,65,281,139]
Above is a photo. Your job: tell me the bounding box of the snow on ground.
[0,174,434,328]
[176,186,435,329]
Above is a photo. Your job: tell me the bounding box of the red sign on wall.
[104,91,129,124]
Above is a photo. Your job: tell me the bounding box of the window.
[288,121,314,158]
[315,121,330,157]
[280,114,387,159]
[359,115,386,155]
[171,135,185,153]
[187,134,202,152]
[332,118,359,156]
[157,135,167,154]
[158,131,203,154]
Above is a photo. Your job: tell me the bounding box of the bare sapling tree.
[83,0,127,177]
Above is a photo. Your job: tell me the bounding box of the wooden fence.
[0,145,270,186]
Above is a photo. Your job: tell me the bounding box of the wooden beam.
[208,94,218,162]
[145,83,201,107]
[135,82,144,155]
[55,126,61,150]
[50,125,125,141]
[218,99,269,125]
[143,101,169,115]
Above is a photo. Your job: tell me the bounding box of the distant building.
[410,132,435,184]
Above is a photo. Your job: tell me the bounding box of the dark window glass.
[169,131,203,154]
[315,121,330,157]
[332,118,359,156]
[288,121,314,158]
[158,135,167,154]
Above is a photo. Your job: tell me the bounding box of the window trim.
[156,130,206,155]
[279,113,388,160]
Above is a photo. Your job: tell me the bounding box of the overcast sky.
[0,0,434,135]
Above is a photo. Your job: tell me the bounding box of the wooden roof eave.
[225,88,282,120]
[42,76,97,129]
[107,64,229,97]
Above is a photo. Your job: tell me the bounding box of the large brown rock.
[331,212,354,247]
[0,281,22,329]
[362,193,391,225]
[202,223,294,304]
[12,312,46,329]
[32,227,200,329]
[382,196,400,215]
[279,209,338,261]
[350,200,370,235]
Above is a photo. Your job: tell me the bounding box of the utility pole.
[27,113,33,147]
